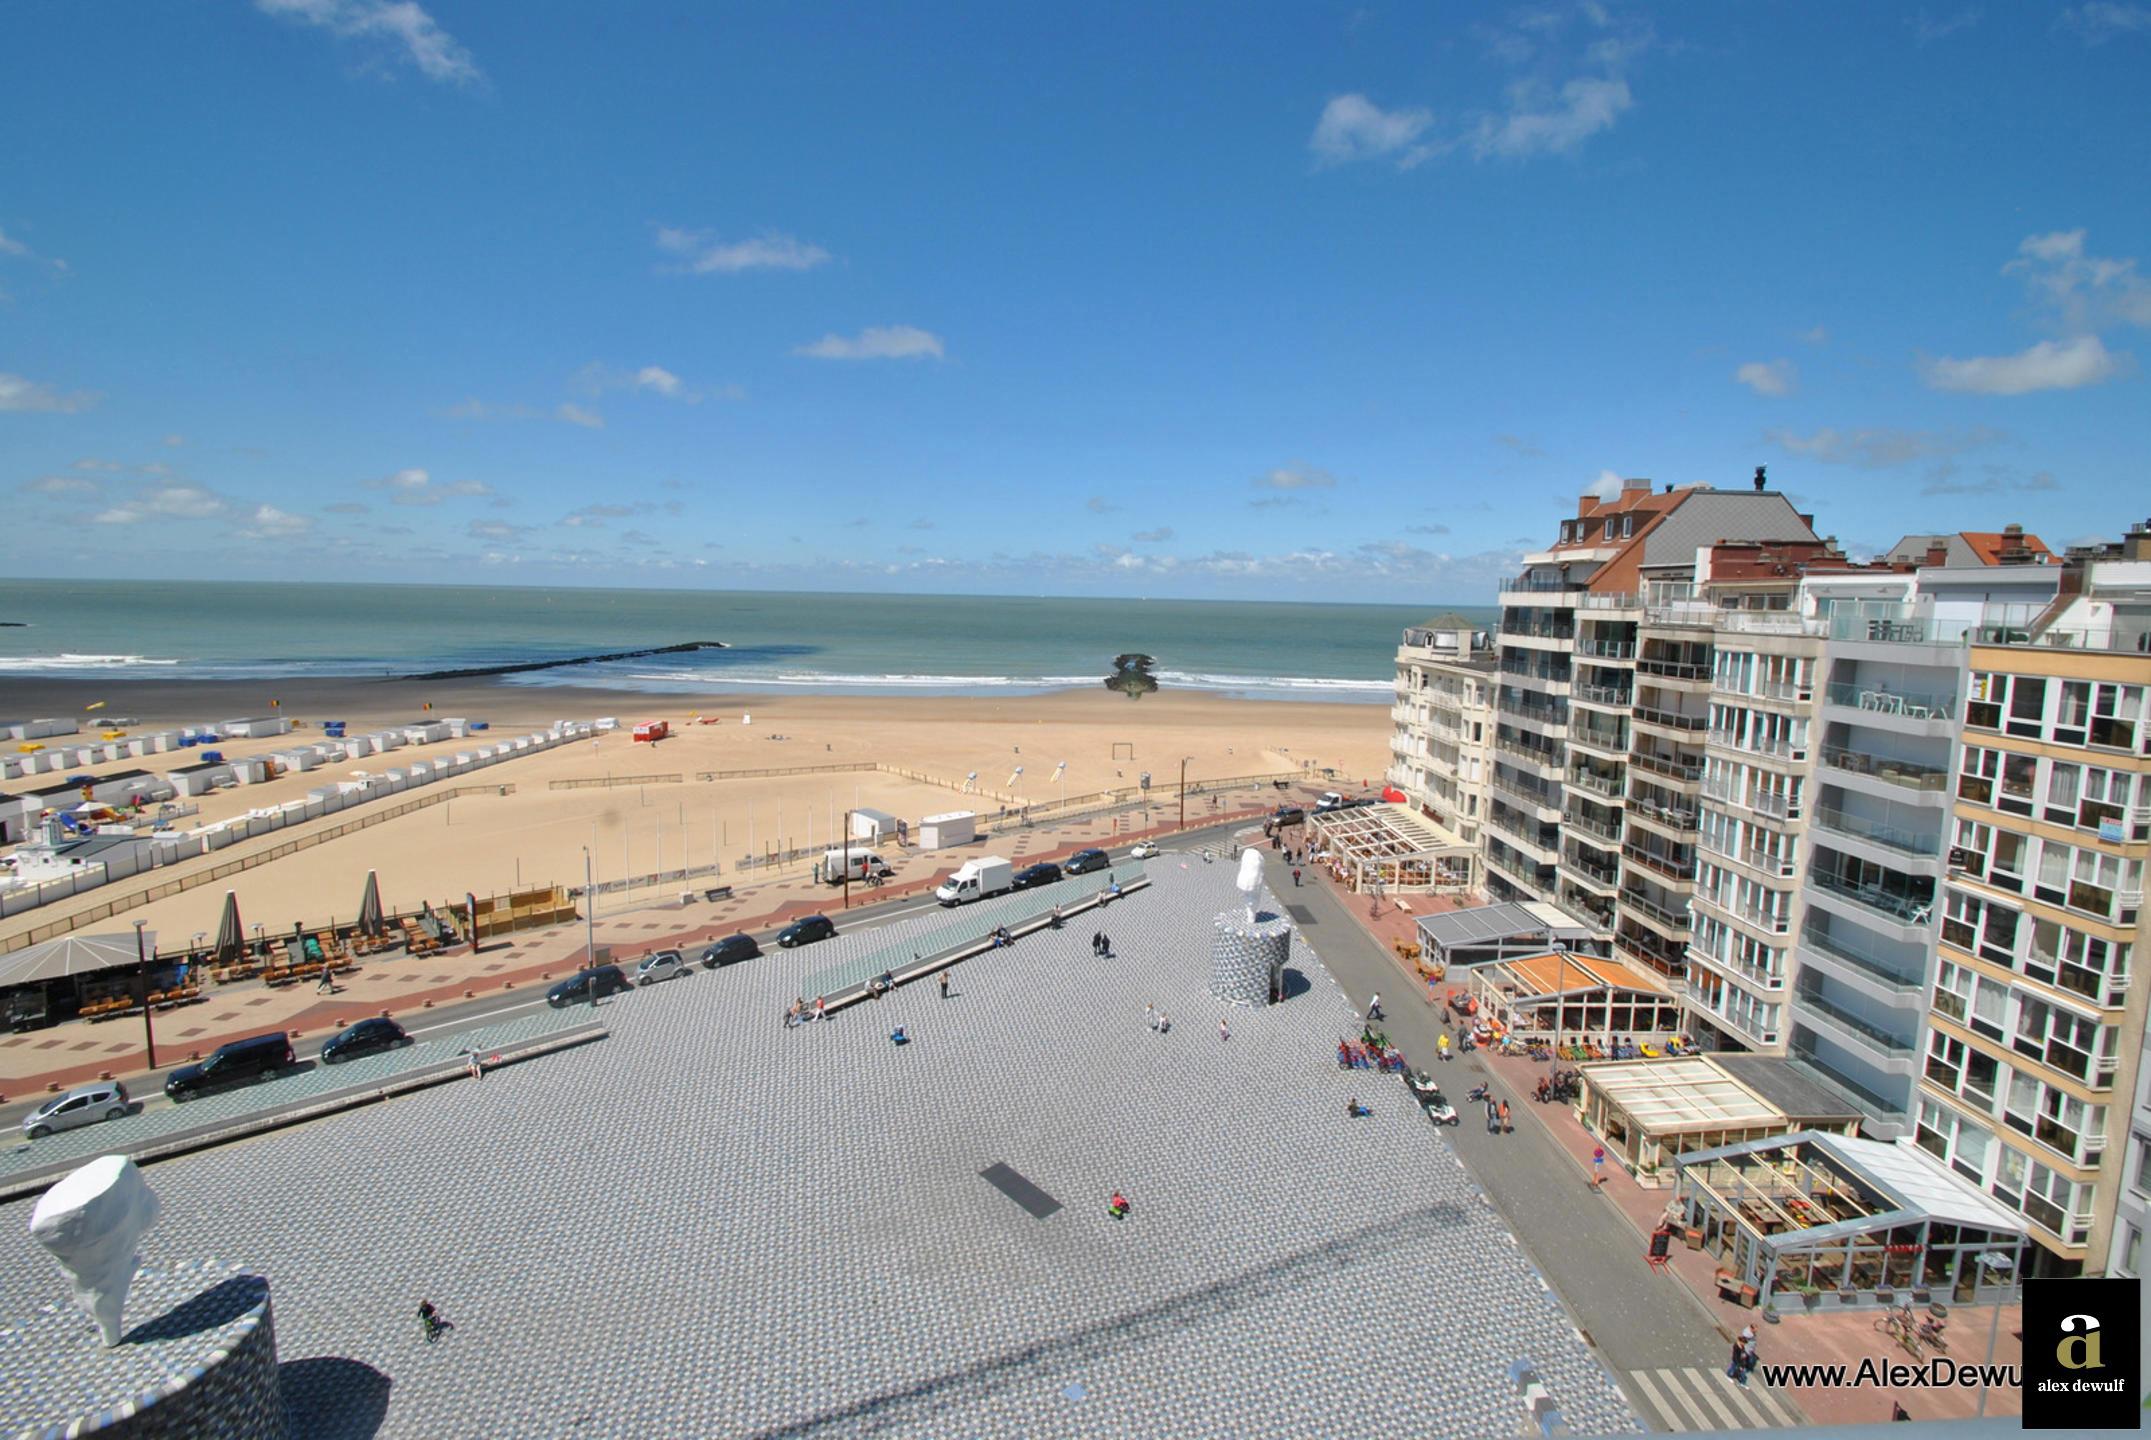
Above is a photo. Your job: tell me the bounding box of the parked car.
[1315,791,1347,812]
[699,933,761,968]
[22,1081,130,1139]
[1063,848,1110,874]
[776,914,837,948]
[1011,861,1063,890]
[320,1016,410,1065]
[1128,841,1161,859]
[635,950,692,985]
[165,1032,295,1102]
[546,964,633,1008]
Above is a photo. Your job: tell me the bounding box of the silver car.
[635,950,692,986]
[23,1081,131,1140]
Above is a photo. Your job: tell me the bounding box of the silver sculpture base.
[2,1262,285,1440]
[1211,905,1291,1006]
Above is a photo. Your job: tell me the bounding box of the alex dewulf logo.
[2022,1279,2139,1430]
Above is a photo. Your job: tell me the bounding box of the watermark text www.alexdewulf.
[1756,1357,2020,1392]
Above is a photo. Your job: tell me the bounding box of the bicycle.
[1874,1306,1922,1360]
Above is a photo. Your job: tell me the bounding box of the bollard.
[98,1071,113,1081]
[46,1082,61,1093]
[423,999,435,1008]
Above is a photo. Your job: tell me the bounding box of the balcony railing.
[1500,661,1573,684]
[1573,683,1634,707]
[1570,724,1630,755]
[1575,639,1637,659]
[1800,924,1924,992]
[1715,612,1825,636]
[1500,577,1582,594]
[1813,806,1939,858]
[1563,851,1621,888]
[1820,746,1949,793]
[1634,704,1708,733]
[1645,601,1720,629]
[1793,987,1915,1057]
[1697,832,1798,878]
[1566,765,1624,798]
[1490,770,1561,813]
[1685,939,1783,992]
[1830,612,1973,647]
[1579,592,1643,611]
[1502,623,1578,642]
[1562,806,1623,843]
[1693,888,1793,933]
[1621,841,1696,883]
[1823,681,1957,721]
[1617,925,1691,972]
[1637,657,1711,680]
[1619,887,1692,932]
[1810,869,1933,925]
[1707,729,1808,761]
[1626,796,1698,831]
[1630,750,1703,783]
[1493,736,1562,771]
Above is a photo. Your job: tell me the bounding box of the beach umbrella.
[356,871,384,938]
[213,890,244,965]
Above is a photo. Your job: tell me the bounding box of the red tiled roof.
[1958,531,2054,566]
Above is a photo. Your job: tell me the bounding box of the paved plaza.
[1,858,1639,1439]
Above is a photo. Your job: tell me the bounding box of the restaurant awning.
[0,932,157,990]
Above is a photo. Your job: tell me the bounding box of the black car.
[320,1016,410,1065]
[1063,848,1110,875]
[700,933,762,968]
[776,914,836,948]
[165,1032,295,1101]
[1011,861,1063,890]
[546,963,634,1007]
[1273,806,1306,827]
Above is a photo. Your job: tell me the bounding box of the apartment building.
[1914,527,2151,1276]
[1485,472,1822,958]
[1388,614,1496,847]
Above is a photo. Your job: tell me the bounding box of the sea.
[0,580,1493,703]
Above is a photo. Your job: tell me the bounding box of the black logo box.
[2020,1276,2141,1432]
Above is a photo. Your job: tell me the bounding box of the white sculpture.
[1236,847,1264,924]
[29,1154,161,1346]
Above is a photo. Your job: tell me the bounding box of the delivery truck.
[935,855,1014,906]
[819,848,894,885]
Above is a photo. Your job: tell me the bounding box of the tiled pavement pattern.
[1,860,1639,1440]
[0,1006,598,1183]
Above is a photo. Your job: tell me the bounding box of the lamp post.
[841,808,853,911]
[133,919,157,1069]
[583,846,598,1008]
[1179,756,1190,830]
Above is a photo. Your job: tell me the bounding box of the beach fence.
[549,773,683,790]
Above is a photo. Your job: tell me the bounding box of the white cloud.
[634,365,682,398]
[21,475,98,496]
[72,458,125,472]
[2004,229,2151,332]
[1131,527,1174,543]
[1734,358,1798,396]
[138,484,227,519]
[793,326,946,361]
[1799,324,1829,345]
[362,468,495,505]
[655,227,831,274]
[2060,3,2151,42]
[1470,75,1631,158]
[1254,463,1339,491]
[0,226,26,259]
[254,0,483,86]
[233,504,314,540]
[1309,94,1435,168]
[571,362,706,404]
[162,433,185,447]
[556,402,606,428]
[1912,8,1981,43]
[1919,334,2124,394]
[91,506,143,525]
[0,372,97,413]
[1766,425,2005,468]
[1589,469,1624,501]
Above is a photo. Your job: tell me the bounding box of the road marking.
[1625,1369,1687,1431]
[1627,1368,1799,1432]
[404,998,549,1039]
[1683,1367,1747,1430]
[1644,1368,1714,1431]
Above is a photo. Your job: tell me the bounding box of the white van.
[820,848,893,885]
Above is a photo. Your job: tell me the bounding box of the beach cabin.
[918,811,976,849]
[632,720,670,744]
[219,716,293,739]
[850,808,898,844]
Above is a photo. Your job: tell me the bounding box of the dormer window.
[1603,518,1616,541]
[1560,522,1574,543]
[1622,515,1635,538]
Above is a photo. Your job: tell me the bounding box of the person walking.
[1735,1336,1758,1387]
[1218,1016,1230,1043]
[1091,931,1104,957]
[1292,867,1302,887]
[1484,1097,1499,1134]
[812,995,827,1022]
[1099,933,1112,958]
[1367,992,1384,1022]
[1436,1032,1451,1063]
[1498,1098,1511,1133]
[1145,1003,1157,1031]
[1725,1335,1744,1384]
[938,969,951,1000]
[418,1299,451,1343]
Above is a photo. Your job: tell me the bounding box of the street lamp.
[1178,756,1191,830]
[583,846,598,1008]
[841,807,853,910]
[133,919,156,1069]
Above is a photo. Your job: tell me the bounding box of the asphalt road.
[1260,850,1734,1384]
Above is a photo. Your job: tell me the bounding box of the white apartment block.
[1388,615,1495,848]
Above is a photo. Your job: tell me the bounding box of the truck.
[935,855,1013,906]
[819,848,894,885]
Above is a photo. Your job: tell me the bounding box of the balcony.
[1493,735,1563,774]
[1569,723,1630,760]
[1637,656,1711,682]
[1490,771,1561,818]
[1830,612,1972,647]
[1792,986,1915,1061]
[1633,704,1709,735]
[1800,924,1925,996]
[1820,745,1949,795]
[1562,805,1623,844]
[1630,750,1703,785]
[1572,682,1634,709]
[1718,612,1827,637]
[1626,795,1698,835]
[1617,924,1691,973]
[1556,887,1615,932]
[1685,938,1783,994]
[1500,660,1574,688]
[1823,681,1957,723]
[1563,850,1621,892]
[1621,840,1696,885]
[1566,764,1625,799]
[1500,577,1583,594]
[1575,639,1637,660]
[1485,844,1554,897]
[1619,886,1692,934]
[1707,729,1809,764]
[1697,832,1798,879]
[1645,601,1719,630]
[1810,869,1933,926]
[1813,806,1940,859]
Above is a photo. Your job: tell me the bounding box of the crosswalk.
[1624,1367,1804,1432]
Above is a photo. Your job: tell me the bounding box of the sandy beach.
[2,678,1388,952]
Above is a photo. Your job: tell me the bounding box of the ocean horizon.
[0,578,1494,702]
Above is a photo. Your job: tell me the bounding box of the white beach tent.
[0,932,157,991]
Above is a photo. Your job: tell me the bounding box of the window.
[2123,1225,2141,1277]
[1990,830,2029,893]
[1999,753,2037,815]
[2134,1139,2151,1197]
[1959,747,1999,806]
[1927,1031,1967,1091]
[2006,676,2048,738]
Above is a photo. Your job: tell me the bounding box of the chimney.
[1997,522,2035,566]
[1753,465,1767,492]
[2126,518,2151,561]
[1924,541,1949,568]
[1623,477,1651,494]
[1663,482,1674,494]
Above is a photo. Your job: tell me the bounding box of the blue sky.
[3,2,2148,602]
